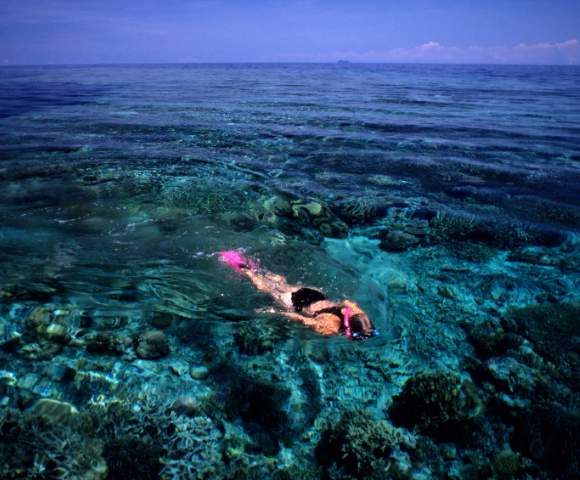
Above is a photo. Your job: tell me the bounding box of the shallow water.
[1,64,579,479]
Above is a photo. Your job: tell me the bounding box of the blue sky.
[1,0,579,64]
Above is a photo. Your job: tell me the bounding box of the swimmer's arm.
[280,312,341,336]
[278,311,313,324]
[245,270,293,294]
[256,308,341,335]
[244,270,272,293]
[255,308,309,323]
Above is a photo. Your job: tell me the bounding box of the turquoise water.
[0,64,579,479]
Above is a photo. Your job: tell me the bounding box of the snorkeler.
[219,250,378,339]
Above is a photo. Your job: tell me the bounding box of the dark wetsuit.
[291,287,346,320]
[291,287,327,312]
[291,288,349,331]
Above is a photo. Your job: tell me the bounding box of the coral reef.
[446,241,497,263]
[462,321,522,361]
[492,448,520,480]
[512,405,580,479]
[0,397,228,480]
[505,302,579,368]
[233,322,275,355]
[160,175,248,217]
[30,398,79,424]
[316,410,411,479]
[249,194,349,240]
[102,435,162,480]
[429,212,567,250]
[379,230,420,253]
[135,330,170,359]
[84,332,126,356]
[2,63,580,480]
[0,406,107,480]
[159,414,224,480]
[224,369,292,454]
[333,195,385,226]
[388,373,482,442]
[460,300,580,479]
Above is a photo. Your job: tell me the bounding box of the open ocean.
[1,64,579,479]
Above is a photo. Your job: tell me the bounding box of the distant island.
[337,59,351,64]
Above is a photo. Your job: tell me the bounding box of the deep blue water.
[2,64,579,218]
[0,64,579,479]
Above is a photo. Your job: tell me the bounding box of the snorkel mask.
[342,306,379,340]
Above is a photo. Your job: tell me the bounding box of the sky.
[1,0,579,65]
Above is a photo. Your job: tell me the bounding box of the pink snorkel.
[219,250,258,272]
[342,306,353,339]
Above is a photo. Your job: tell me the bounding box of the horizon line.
[1,60,580,68]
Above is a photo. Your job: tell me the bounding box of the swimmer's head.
[350,313,379,339]
[341,301,379,339]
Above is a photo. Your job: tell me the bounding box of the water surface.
[1,64,579,479]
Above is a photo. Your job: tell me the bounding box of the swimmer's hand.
[255,306,277,314]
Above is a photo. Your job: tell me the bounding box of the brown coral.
[388,372,482,442]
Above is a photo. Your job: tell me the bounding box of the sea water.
[0,64,579,479]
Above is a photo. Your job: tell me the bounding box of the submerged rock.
[103,435,162,480]
[135,330,170,359]
[224,370,292,455]
[27,305,73,344]
[252,194,349,239]
[171,396,204,417]
[318,220,348,238]
[388,372,482,442]
[293,201,323,217]
[189,365,209,380]
[493,448,520,479]
[150,311,174,329]
[0,332,21,353]
[507,247,558,266]
[43,323,70,343]
[29,398,79,424]
[19,341,63,360]
[85,332,125,355]
[262,195,292,216]
[484,357,536,394]
[447,241,497,263]
[463,321,523,360]
[0,282,62,303]
[512,405,580,479]
[379,230,420,252]
[292,199,349,238]
[367,174,403,186]
[234,322,275,355]
[334,196,385,225]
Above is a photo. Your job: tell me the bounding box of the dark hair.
[350,315,365,334]
[350,314,378,339]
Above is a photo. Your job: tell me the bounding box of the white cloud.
[290,39,580,65]
[514,39,579,50]
[418,41,441,50]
